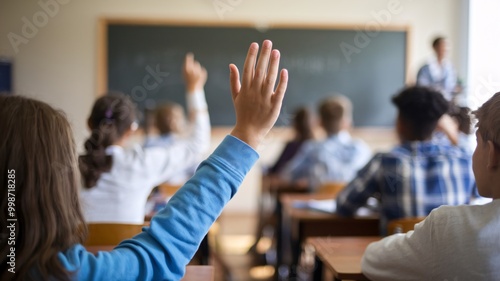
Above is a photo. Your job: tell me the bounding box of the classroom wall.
[0,0,466,213]
[467,0,500,110]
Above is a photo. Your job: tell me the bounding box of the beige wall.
[0,0,465,213]
[467,0,500,110]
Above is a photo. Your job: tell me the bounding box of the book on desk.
[291,197,378,216]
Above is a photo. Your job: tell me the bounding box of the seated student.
[0,40,288,280]
[79,53,210,224]
[336,86,477,230]
[144,102,186,147]
[361,92,500,280]
[280,95,371,190]
[267,106,314,175]
[145,102,199,184]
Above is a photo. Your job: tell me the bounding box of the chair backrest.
[85,223,144,246]
[158,183,183,197]
[387,217,426,235]
[316,182,346,197]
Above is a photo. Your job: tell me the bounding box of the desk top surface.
[307,236,381,280]
[280,193,338,219]
[280,193,378,221]
[181,266,214,281]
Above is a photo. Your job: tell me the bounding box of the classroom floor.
[212,213,274,281]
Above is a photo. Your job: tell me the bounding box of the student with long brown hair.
[0,40,288,280]
[79,53,210,224]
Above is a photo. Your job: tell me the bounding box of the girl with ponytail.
[79,93,136,188]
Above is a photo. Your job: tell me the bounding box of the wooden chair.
[85,223,145,246]
[316,182,346,197]
[158,183,183,197]
[387,217,426,235]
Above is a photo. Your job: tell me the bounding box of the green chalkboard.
[107,24,407,126]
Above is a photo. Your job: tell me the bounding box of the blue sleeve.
[336,155,382,216]
[59,135,259,281]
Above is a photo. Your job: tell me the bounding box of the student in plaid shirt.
[336,86,478,230]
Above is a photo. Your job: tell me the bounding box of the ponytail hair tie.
[105,108,113,119]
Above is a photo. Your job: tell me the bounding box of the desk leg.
[199,235,210,265]
[292,221,301,271]
[313,255,323,281]
[275,198,283,281]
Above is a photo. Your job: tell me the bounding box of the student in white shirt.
[79,53,210,224]
[144,101,198,185]
[361,92,500,280]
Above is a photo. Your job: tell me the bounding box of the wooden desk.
[307,237,380,281]
[182,266,214,281]
[277,193,380,278]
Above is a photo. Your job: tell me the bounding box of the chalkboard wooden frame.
[97,18,411,127]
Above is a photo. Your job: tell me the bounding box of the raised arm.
[436,114,459,146]
[183,52,208,123]
[229,41,288,149]
[142,53,211,186]
[63,40,288,280]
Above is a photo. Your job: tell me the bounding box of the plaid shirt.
[336,140,477,229]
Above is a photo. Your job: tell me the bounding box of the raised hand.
[183,53,208,93]
[229,40,288,149]
[437,114,459,145]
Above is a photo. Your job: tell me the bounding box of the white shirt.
[144,134,198,185]
[80,91,210,224]
[362,199,500,280]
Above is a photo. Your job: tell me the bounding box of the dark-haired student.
[336,86,477,231]
[361,92,500,280]
[0,40,288,280]
[267,106,314,175]
[79,53,210,224]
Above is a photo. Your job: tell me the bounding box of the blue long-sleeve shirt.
[59,135,258,280]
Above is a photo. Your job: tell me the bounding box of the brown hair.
[292,107,314,141]
[473,92,500,146]
[154,102,185,135]
[0,95,87,281]
[79,93,136,188]
[432,36,445,49]
[318,95,352,135]
[449,105,472,135]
